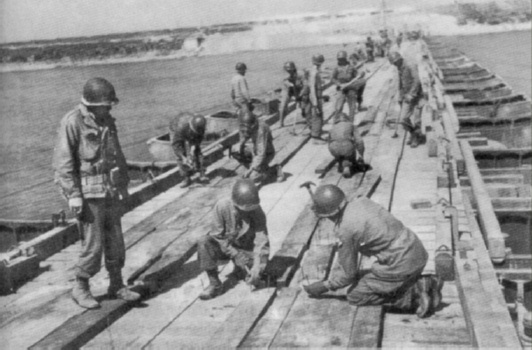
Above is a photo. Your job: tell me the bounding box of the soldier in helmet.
[328,112,366,178]
[197,179,270,300]
[231,62,252,117]
[389,51,424,147]
[53,78,140,309]
[303,54,327,144]
[238,112,276,187]
[365,36,375,62]
[301,183,443,318]
[169,112,208,188]
[279,61,304,128]
[331,50,358,122]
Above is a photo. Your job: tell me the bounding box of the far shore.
[1,24,530,74]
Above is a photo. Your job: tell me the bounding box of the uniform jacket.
[169,114,203,159]
[209,198,270,270]
[327,197,428,290]
[331,64,357,85]
[245,120,275,171]
[398,61,423,102]
[281,72,304,100]
[53,104,129,199]
[309,65,323,105]
[231,74,251,104]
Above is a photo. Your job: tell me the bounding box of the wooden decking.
[1,50,525,349]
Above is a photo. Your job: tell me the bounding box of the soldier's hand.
[68,197,83,217]
[233,251,252,270]
[303,281,329,297]
[247,266,262,287]
[403,94,413,103]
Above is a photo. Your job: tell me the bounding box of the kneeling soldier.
[302,184,443,318]
[169,112,208,188]
[238,112,276,187]
[328,112,366,178]
[198,179,270,300]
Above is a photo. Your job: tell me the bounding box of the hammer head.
[299,181,316,190]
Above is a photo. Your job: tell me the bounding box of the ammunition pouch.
[81,174,108,198]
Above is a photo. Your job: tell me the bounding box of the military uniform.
[331,63,358,121]
[53,104,129,279]
[398,61,424,132]
[328,119,365,174]
[301,65,324,139]
[242,120,275,185]
[169,113,204,178]
[279,71,304,126]
[325,197,428,306]
[197,197,270,274]
[231,73,251,116]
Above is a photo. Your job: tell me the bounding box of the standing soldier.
[328,112,366,178]
[231,62,252,117]
[238,112,276,187]
[349,53,369,112]
[301,184,443,318]
[308,54,327,144]
[365,36,375,62]
[389,51,424,147]
[331,50,358,122]
[169,112,208,188]
[53,78,140,309]
[278,61,304,128]
[197,179,270,300]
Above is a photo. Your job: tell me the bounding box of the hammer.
[300,181,316,198]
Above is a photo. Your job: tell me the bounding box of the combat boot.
[72,277,100,309]
[199,269,223,300]
[430,275,444,310]
[180,176,192,188]
[414,276,432,318]
[198,169,209,184]
[108,269,141,302]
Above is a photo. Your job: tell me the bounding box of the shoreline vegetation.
[1,1,530,73]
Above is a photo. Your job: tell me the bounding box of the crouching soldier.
[169,112,208,188]
[198,179,270,300]
[238,112,277,187]
[53,77,140,309]
[328,112,366,178]
[302,184,443,318]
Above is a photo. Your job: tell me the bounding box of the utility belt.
[80,167,122,199]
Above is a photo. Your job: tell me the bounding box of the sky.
[0,0,492,43]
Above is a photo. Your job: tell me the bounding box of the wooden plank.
[347,306,384,348]
[239,287,300,348]
[460,140,507,263]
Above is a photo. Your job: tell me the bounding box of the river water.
[0,30,530,220]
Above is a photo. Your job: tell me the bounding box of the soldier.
[53,78,140,309]
[331,50,358,122]
[301,184,443,318]
[278,61,304,128]
[305,54,327,144]
[231,62,252,117]
[365,36,375,62]
[238,112,276,187]
[348,53,369,112]
[197,179,270,300]
[328,112,366,178]
[389,51,425,147]
[169,112,208,188]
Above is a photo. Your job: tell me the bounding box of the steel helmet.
[82,78,119,106]
[312,54,325,65]
[388,51,403,65]
[189,114,206,135]
[235,62,247,71]
[337,50,348,60]
[232,179,260,211]
[311,185,346,218]
[284,61,296,73]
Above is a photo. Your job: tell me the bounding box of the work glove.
[68,197,83,217]
[303,281,329,297]
[233,251,252,270]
